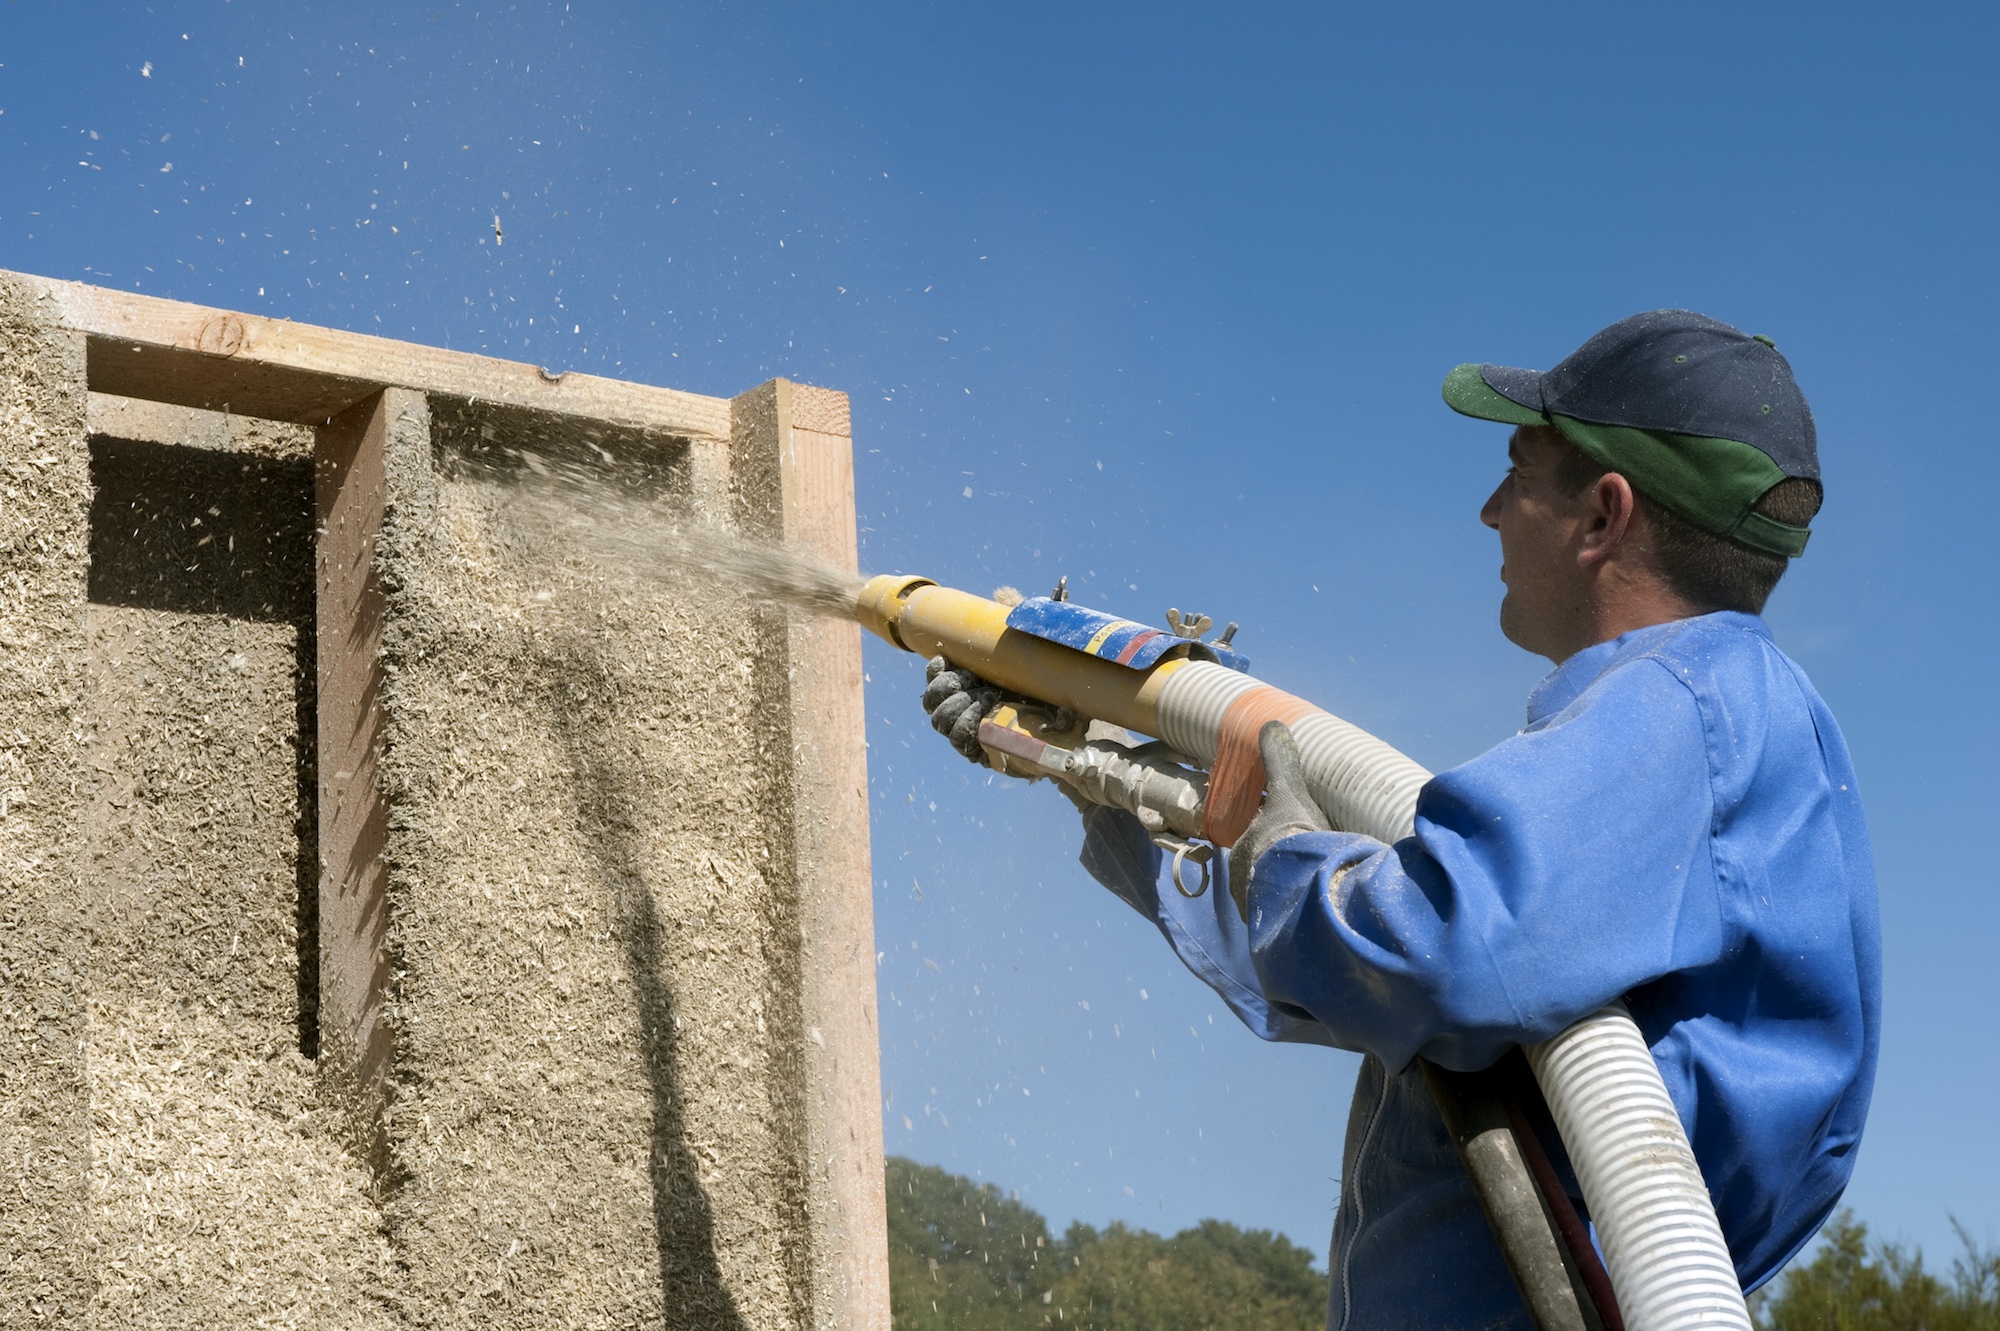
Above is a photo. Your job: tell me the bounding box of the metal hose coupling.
[1064,737,1215,897]
[976,713,1215,896]
[1064,738,1206,837]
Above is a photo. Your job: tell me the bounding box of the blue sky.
[6,2,1995,1270]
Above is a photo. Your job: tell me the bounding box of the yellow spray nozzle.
[852,573,1180,739]
[854,573,938,651]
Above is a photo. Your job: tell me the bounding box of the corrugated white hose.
[1527,1010,1752,1330]
[1156,661,1752,1331]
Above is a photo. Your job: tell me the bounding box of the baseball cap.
[1442,310,1819,557]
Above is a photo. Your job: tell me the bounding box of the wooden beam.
[788,382,889,1331]
[313,389,419,1159]
[731,379,889,1329]
[10,269,730,440]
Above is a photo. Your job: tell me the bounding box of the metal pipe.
[1425,1060,1603,1331]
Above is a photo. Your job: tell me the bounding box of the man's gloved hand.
[1230,720,1331,921]
[923,656,1002,763]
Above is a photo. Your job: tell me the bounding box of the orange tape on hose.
[1200,685,1317,848]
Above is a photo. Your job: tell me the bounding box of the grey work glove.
[1230,720,1332,922]
[922,656,1002,763]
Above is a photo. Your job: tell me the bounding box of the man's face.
[1479,426,1594,660]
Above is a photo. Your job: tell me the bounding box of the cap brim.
[1442,363,1549,427]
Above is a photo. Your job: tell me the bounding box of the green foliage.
[886,1156,1056,1331]
[887,1161,2000,1331]
[1754,1212,2000,1331]
[1041,1218,1327,1331]
[885,1156,1327,1331]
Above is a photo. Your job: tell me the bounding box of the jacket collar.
[1524,611,1771,728]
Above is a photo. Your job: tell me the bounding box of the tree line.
[885,1156,2000,1330]
[885,1156,1326,1331]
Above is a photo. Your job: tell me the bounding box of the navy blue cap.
[1443,311,1821,556]
[1464,310,1819,482]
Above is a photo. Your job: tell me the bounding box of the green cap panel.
[1440,362,1812,557]
[1550,416,1811,558]
[1442,364,1548,426]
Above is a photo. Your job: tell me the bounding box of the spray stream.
[485,452,868,618]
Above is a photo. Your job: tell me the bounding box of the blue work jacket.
[1079,612,1880,1331]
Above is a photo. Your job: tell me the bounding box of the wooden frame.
[7,269,888,1328]
[26,275,730,437]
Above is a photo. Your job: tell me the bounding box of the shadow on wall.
[553,700,752,1330]
[87,436,313,622]
[435,408,808,1324]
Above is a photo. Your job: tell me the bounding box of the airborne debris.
[484,449,863,618]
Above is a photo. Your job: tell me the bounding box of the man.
[923,311,1880,1329]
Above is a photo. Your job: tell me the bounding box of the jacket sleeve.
[1240,656,1729,1071]
[1076,804,1340,1046]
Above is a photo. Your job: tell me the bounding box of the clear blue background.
[6,1,1993,1272]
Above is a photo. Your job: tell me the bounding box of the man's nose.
[1479,480,1506,531]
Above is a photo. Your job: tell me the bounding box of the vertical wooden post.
[732,380,889,1329]
[313,389,419,1155]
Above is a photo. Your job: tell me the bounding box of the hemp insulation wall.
[0,269,95,1325]
[79,393,400,1325]
[0,270,887,1330]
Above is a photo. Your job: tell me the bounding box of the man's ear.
[1576,471,1638,569]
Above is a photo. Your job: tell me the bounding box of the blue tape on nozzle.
[1004,597,1250,673]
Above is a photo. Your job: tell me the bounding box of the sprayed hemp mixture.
[81,398,399,1330]
[4,330,867,1328]
[1,274,96,1325]
[356,404,867,1330]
